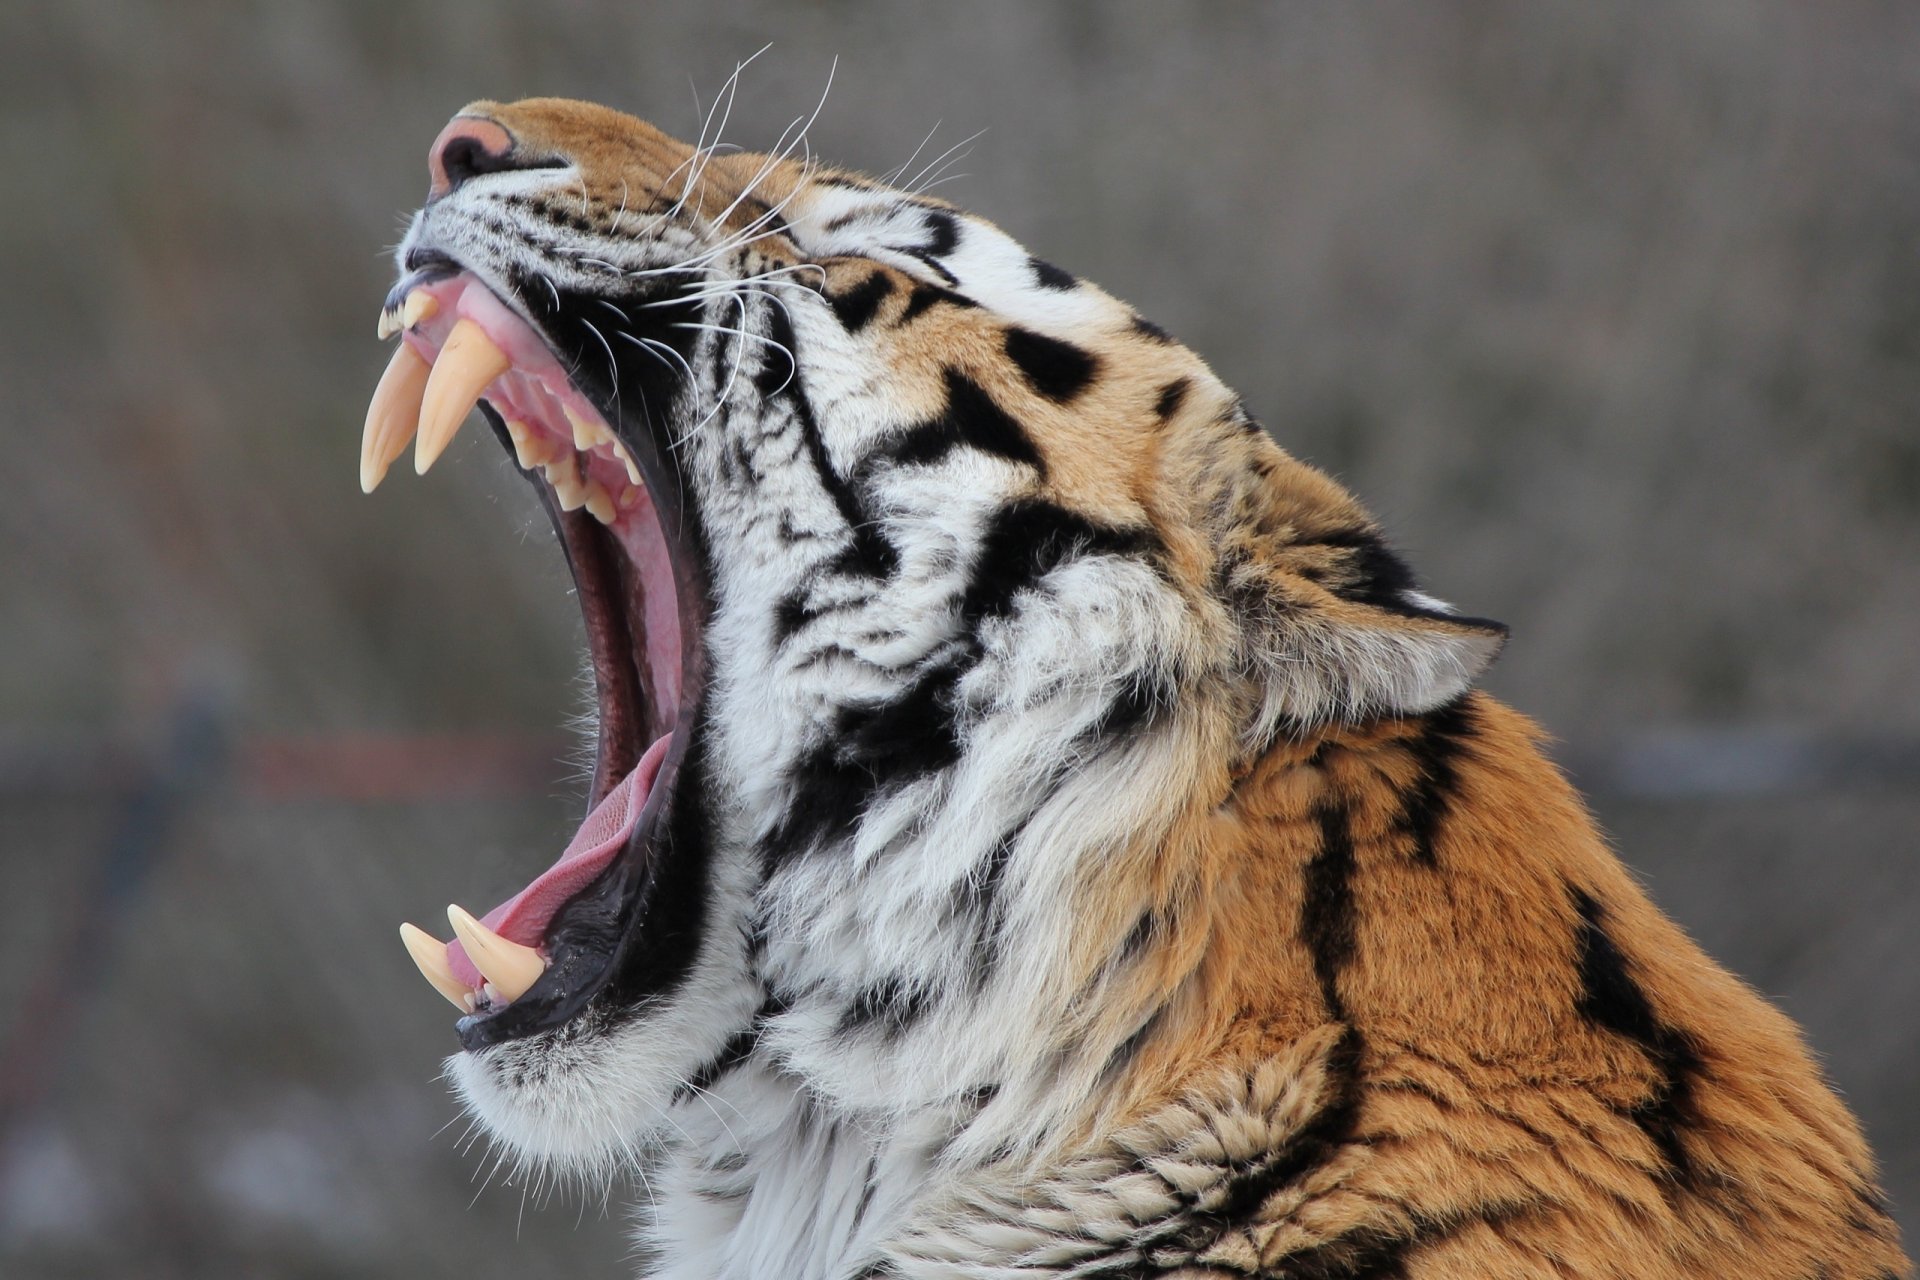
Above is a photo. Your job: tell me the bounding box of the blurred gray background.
[2,2,1915,1275]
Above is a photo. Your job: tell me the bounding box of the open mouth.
[365,262,706,1050]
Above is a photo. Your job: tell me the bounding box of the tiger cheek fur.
[371,98,1908,1279]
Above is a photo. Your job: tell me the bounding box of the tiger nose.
[427,115,517,198]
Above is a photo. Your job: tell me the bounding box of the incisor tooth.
[361,342,432,494]
[564,406,610,452]
[415,318,510,475]
[398,922,471,1011]
[584,480,616,525]
[400,288,439,331]
[611,440,643,486]
[446,905,545,1003]
[545,451,587,510]
[505,419,557,470]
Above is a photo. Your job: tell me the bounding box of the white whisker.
[905,128,985,195]
[883,120,944,187]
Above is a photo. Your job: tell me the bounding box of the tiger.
[360,95,1909,1279]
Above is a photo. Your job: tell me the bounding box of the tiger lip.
[362,268,706,1047]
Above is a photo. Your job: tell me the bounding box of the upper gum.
[403,274,620,445]
[400,271,639,518]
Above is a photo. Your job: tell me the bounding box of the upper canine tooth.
[400,288,439,331]
[376,307,400,340]
[398,922,471,1011]
[361,342,432,493]
[415,318,510,475]
[446,905,546,1003]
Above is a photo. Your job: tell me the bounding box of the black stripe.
[671,994,783,1104]
[1299,529,1508,635]
[1003,326,1099,403]
[1128,1027,1366,1259]
[1130,314,1175,343]
[767,502,1152,869]
[1571,887,1703,1186]
[674,1028,755,1100]
[907,252,960,285]
[922,209,961,256]
[1082,669,1171,742]
[959,817,1030,988]
[1098,1007,1165,1082]
[1213,1026,1364,1221]
[772,591,818,646]
[838,657,966,777]
[766,306,897,578]
[762,739,880,866]
[837,977,932,1038]
[1304,527,1420,610]
[898,283,977,324]
[828,271,893,333]
[959,499,1155,628]
[1398,695,1478,866]
[874,369,1046,476]
[849,1158,880,1232]
[763,657,966,865]
[1265,1202,1526,1280]
[1153,376,1191,421]
[734,196,792,245]
[1029,255,1076,290]
[1300,798,1359,1021]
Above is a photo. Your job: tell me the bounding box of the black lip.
[392,249,461,304]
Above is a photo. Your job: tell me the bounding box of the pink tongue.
[447,733,672,989]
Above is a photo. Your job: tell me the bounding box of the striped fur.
[395,99,1907,1279]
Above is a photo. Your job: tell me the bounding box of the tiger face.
[368,95,1508,1177]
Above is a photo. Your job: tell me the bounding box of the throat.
[648,1088,939,1280]
[548,491,671,803]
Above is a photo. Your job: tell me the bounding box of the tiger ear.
[1207,431,1506,731]
[1252,591,1508,728]
[1228,532,1507,731]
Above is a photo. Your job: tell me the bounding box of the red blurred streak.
[237,733,572,800]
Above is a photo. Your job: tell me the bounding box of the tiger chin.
[360,98,1908,1279]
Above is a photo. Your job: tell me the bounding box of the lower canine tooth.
[415,318,510,475]
[398,922,471,1011]
[446,905,546,1003]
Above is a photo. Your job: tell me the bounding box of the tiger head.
[368,98,1505,1178]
